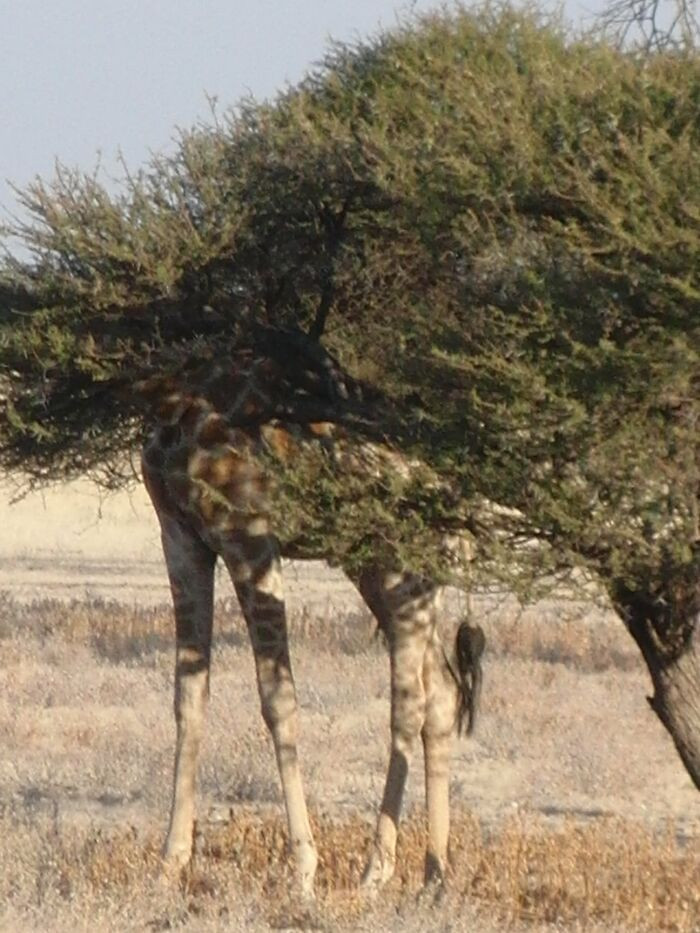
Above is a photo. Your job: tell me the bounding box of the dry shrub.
[59,827,161,895]
[194,809,700,930]
[2,806,697,930]
[0,588,639,673]
[0,591,172,659]
[286,605,376,656]
[481,614,639,673]
[0,591,376,663]
[448,813,699,930]
[75,812,700,928]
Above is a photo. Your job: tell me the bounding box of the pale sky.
[0,0,601,220]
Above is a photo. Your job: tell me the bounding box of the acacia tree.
[1,8,699,783]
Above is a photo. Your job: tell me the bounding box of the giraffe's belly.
[142,405,436,575]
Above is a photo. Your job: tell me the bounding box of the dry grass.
[1,594,356,668]
[0,589,638,671]
[1,590,698,931]
[1,808,697,932]
[205,810,700,930]
[0,591,376,662]
[481,612,639,673]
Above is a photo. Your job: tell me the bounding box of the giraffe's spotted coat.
[141,348,481,897]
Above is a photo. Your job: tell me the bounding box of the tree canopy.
[1,5,699,778]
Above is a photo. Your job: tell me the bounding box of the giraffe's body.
[140,338,483,896]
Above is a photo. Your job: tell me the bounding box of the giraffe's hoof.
[418,876,447,907]
[421,854,448,905]
[159,846,192,884]
[423,852,446,884]
[360,850,395,897]
[297,880,317,906]
[293,842,318,903]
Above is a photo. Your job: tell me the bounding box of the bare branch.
[596,0,699,51]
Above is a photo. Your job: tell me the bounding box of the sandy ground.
[0,478,360,612]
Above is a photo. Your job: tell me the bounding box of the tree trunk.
[628,610,700,791]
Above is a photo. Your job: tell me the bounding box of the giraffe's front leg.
[159,516,216,873]
[226,536,318,899]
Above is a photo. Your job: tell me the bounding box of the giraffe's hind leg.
[222,531,318,899]
[421,619,458,888]
[158,512,217,872]
[355,569,436,892]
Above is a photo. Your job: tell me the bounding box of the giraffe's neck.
[140,345,414,562]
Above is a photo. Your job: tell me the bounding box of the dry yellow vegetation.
[1,593,698,931]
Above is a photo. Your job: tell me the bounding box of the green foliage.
[0,5,698,637]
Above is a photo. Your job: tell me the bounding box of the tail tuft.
[454,622,485,736]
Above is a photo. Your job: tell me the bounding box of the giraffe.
[139,332,484,898]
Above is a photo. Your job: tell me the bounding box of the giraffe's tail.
[453,621,486,737]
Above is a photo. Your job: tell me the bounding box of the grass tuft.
[2,809,696,931]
